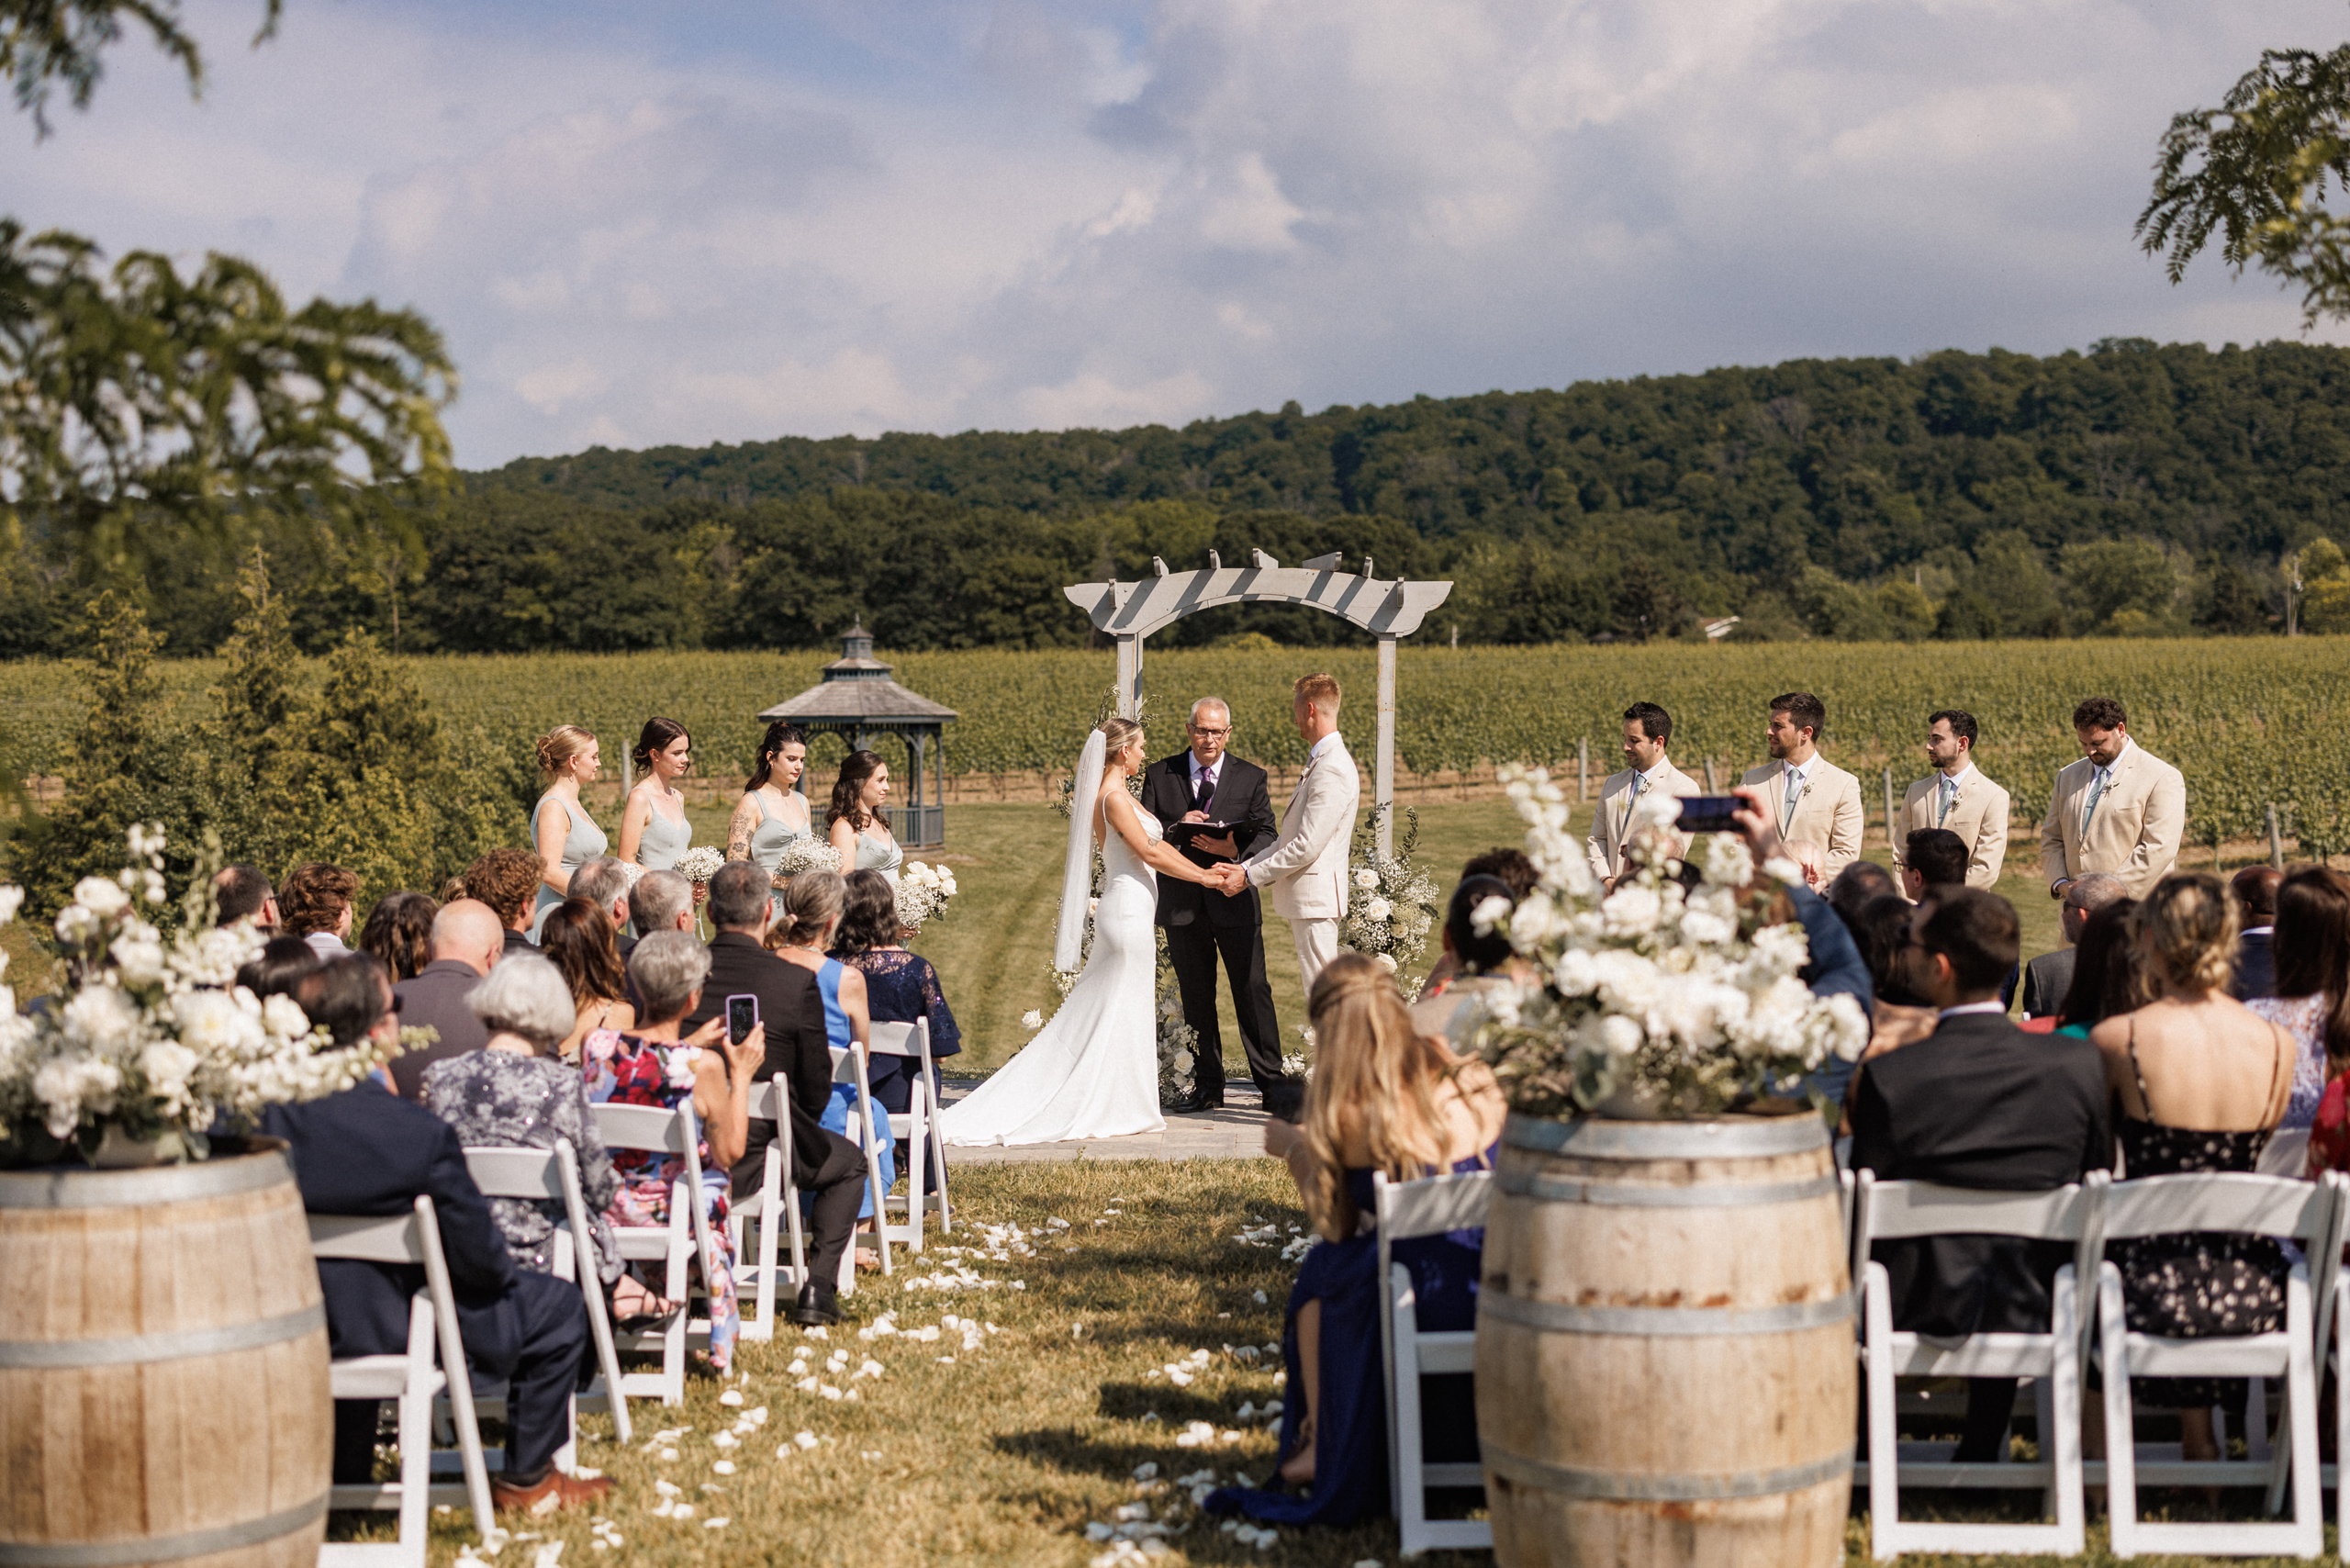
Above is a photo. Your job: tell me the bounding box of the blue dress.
[1206,1142,1495,1527]
[843,947,961,1189]
[809,958,895,1218]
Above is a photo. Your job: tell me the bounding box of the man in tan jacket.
[1586,700,1702,888]
[1893,708,2011,893]
[2038,695,2187,901]
[1223,673,1360,992]
[1740,691,1864,879]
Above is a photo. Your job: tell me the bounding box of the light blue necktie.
[2080,766,2110,836]
[1780,767,1805,834]
[1620,772,1645,843]
[1938,777,1957,826]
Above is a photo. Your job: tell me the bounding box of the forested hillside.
[12,338,2350,659]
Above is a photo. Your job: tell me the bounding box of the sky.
[6,0,2348,469]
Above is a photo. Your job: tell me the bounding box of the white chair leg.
[2099,1262,2141,1560]
[1392,1277,1429,1556]
[2285,1272,2322,1554]
[1864,1264,1901,1561]
[925,1061,952,1234]
[663,1207,690,1406]
[2050,1274,2086,1557]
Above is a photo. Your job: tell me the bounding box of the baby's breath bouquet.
[1339,805,1438,991]
[777,837,842,881]
[0,825,404,1167]
[1473,767,1866,1120]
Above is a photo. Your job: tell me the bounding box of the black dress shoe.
[1162,1088,1222,1114]
[790,1280,841,1327]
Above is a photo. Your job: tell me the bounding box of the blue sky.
[6,0,2346,468]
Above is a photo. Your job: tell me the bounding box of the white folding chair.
[829,1039,894,1284]
[461,1141,632,1450]
[1850,1170,2105,1560]
[730,1079,809,1338]
[1372,1168,1493,1557]
[2096,1170,2343,1560]
[310,1196,495,1565]
[590,1101,721,1406]
[870,1016,953,1251]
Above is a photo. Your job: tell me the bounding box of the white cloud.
[6,0,2348,466]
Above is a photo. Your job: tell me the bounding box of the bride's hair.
[1298,954,1467,1240]
[1097,717,1146,767]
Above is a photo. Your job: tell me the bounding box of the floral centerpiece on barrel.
[1464,767,1866,1568]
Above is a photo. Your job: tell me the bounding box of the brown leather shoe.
[491,1469,612,1517]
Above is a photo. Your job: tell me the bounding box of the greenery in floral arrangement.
[0,824,419,1166]
[1472,766,1868,1121]
[1338,804,1438,996]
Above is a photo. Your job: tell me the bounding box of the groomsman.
[1586,701,1701,888]
[1893,709,2011,893]
[1740,691,1864,879]
[2038,696,2186,901]
[1139,698,1292,1117]
[1218,673,1361,1002]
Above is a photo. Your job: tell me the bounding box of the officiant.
[1142,697,1300,1119]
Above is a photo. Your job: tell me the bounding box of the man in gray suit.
[387,900,504,1101]
[2019,873,2123,1021]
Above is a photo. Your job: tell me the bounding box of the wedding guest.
[677,861,867,1327]
[2039,696,2186,901]
[834,868,963,1168]
[1893,710,2011,890]
[763,871,895,1233]
[539,898,635,1060]
[1828,860,1900,935]
[728,721,816,884]
[2231,865,2284,1002]
[1740,692,1864,879]
[1207,954,1505,1527]
[421,956,622,1284]
[2091,873,2295,1461]
[1459,847,1537,902]
[387,900,503,1101]
[531,725,609,938]
[630,868,694,943]
[2257,868,2350,1138]
[1849,889,2110,1464]
[568,857,636,957]
[1846,894,1941,1067]
[2053,899,2143,1037]
[236,935,322,1000]
[1899,829,1969,902]
[1584,701,1700,889]
[214,865,279,932]
[618,718,694,872]
[827,749,901,893]
[280,862,360,959]
[358,890,437,981]
[262,956,607,1515]
[435,875,468,907]
[464,849,546,964]
[1413,875,1530,1041]
[585,932,765,1367]
[2020,873,2124,1020]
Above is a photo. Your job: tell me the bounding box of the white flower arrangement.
[675,846,726,886]
[896,860,959,934]
[778,837,843,880]
[1338,806,1438,996]
[1472,766,1867,1120]
[0,826,403,1165]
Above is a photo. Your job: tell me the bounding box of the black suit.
[2232,929,2277,1002]
[2020,947,2076,1020]
[502,927,537,963]
[1138,749,1293,1112]
[261,1081,591,1484]
[682,932,867,1284]
[1848,1010,2111,1461]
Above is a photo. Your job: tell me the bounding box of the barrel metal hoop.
[0,1151,290,1210]
[1503,1114,1828,1160]
[1494,1169,1840,1207]
[1483,1443,1853,1502]
[0,1304,326,1369]
[0,1494,327,1566]
[1480,1290,1855,1337]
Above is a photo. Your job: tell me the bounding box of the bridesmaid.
[620,718,694,872]
[727,722,814,884]
[826,749,902,894]
[532,725,609,939]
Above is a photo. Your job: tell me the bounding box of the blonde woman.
[618,718,693,871]
[1209,953,1505,1527]
[728,721,814,883]
[532,726,608,938]
[938,717,1225,1147]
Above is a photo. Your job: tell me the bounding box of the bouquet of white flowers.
[777,837,843,880]
[0,825,407,1166]
[896,860,959,933]
[1472,766,1867,1120]
[1339,805,1439,991]
[675,846,726,887]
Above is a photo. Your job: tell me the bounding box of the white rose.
[1507,894,1555,952]
[72,877,129,918]
[1354,868,1379,890]
[1599,885,1663,940]
[1373,953,1398,973]
[173,989,264,1057]
[1363,896,1393,923]
[1552,947,1598,997]
[140,1040,201,1114]
[1021,1010,1044,1031]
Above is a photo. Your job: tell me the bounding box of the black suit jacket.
[1139,751,1278,930]
[681,932,834,1195]
[261,1081,527,1373]
[502,928,537,963]
[2020,948,2076,1020]
[1848,1012,2112,1338]
[388,959,489,1102]
[2232,930,2277,1002]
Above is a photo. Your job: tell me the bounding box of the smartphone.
[725,993,759,1046]
[1675,796,1743,834]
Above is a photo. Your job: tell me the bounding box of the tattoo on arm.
[726,800,755,861]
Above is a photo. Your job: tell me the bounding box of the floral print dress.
[582,1030,741,1372]
[420,1048,622,1283]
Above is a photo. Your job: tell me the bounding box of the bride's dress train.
[938,812,1164,1146]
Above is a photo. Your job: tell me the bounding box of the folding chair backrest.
[593,1101,695,1156]
[463,1147,561,1201]
[1376,1168,1492,1241]
[310,1209,426,1263]
[2101,1171,2333,1244]
[829,1044,864,1084]
[867,1019,926,1059]
[747,1080,785,1122]
[1863,1180,2094,1241]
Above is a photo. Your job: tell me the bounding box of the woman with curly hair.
[357,890,437,981]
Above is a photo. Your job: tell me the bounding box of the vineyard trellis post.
[1063,552,1452,858]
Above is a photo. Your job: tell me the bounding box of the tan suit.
[2037,739,2186,899]
[1895,767,2013,890]
[1586,759,1702,883]
[1246,736,1361,991]
[1741,756,1864,879]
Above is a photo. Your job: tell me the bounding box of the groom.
[1212,672,1360,1004]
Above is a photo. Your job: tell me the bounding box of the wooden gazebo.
[759,624,956,847]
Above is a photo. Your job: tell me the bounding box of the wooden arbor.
[1062,550,1453,856]
[759,624,956,847]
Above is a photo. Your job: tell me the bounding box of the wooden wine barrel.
[1476,1114,1854,1568]
[0,1143,330,1568]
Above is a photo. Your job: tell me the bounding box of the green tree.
[1934,589,2002,641]
[2300,537,2350,633]
[2196,562,2273,634]
[1874,578,1935,641]
[1795,566,1889,642]
[1969,532,2066,638]
[2059,538,2178,632]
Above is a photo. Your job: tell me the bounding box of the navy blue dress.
[842,948,961,1175]
[1206,1144,1494,1527]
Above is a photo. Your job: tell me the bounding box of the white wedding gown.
[939,811,1166,1146]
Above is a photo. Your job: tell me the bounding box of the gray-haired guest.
[2020,873,2124,1021]
[421,956,622,1283]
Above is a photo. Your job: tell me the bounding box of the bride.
[940,717,1226,1147]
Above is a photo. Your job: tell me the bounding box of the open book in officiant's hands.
[1166,819,1239,849]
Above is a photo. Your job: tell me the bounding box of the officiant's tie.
[1195,767,1215,814]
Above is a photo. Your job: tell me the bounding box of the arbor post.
[1376,634,1398,859]
[1115,634,1142,720]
